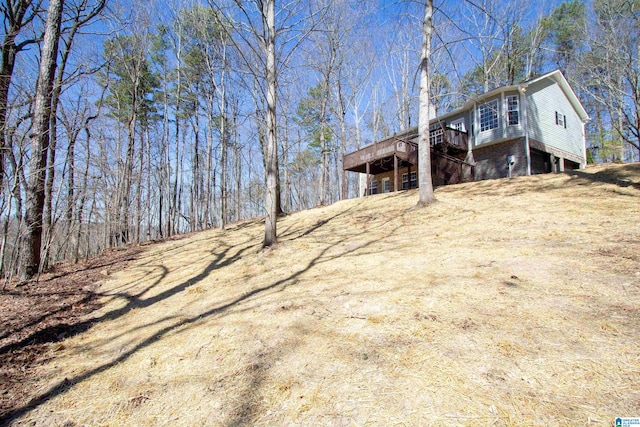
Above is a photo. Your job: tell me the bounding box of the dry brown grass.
[6,163,640,426]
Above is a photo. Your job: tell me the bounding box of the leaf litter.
[2,163,639,426]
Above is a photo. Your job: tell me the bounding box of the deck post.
[365,161,370,196]
[394,154,399,192]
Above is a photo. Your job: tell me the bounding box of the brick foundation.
[472,139,528,180]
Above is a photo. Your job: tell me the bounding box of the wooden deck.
[343,126,468,174]
[343,138,417,174]
[343,126,472,192]
[429,127,469,152]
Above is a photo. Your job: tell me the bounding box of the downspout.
[581,121,588,169]
[519,83,531,175]
[466,108,474,162]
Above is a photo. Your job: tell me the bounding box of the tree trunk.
[204,93,214,227]
[282,114,290,211]
[417,0,436,207]
[160,66,170,238]
[220,95,228,229]
[145,126,151,239]
[192,99,200,232]
[319,98,329,205]
[63,119,80,260]
[0,0,34,193]
[234,108,241,222]
[337,79,347,200]
[74,125,92,263]
[171,33,183,237]
[263,0,278,248]
[135,125,143,243]
[21,0,65,280]
[122,88,137,245]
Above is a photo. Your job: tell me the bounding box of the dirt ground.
[0,246,146,420]
[1,163,639,426]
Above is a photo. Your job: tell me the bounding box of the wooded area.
[1,0,639,281]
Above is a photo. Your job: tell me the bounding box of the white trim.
[518,84,531,176]
[369,180,378,195]
[506,94,519,126]
[478,99,499,132]
[501,91,506,139]
[582,121,587,168]
[382,177,390,193]
[433,69,589,125]
[450,118,465,132]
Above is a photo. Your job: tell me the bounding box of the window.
[410,171,417,188]
[507,95,519,126]
[479,99,499,131]
[555,111,566,128]
[402,172,417,189]
[382,178,391,193]
[429,127,444,146]
[369,180,377,195]
[451,119,465,132]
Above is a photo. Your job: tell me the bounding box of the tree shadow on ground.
[2,203,402,425]
[0,246,148,421]
[567,164,640,190]
[0,247,150,352]
[446,166,640,199]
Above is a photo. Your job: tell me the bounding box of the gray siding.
[526,80,584,160]
[474,96,502,146]
[473,92,526,147]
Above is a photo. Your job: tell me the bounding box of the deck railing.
[343,138,417,171]
[430,126,468,151]
[343,126,468,172]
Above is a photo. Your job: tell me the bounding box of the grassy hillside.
[4,164,640,426]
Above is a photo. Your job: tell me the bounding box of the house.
[343,70,590,195]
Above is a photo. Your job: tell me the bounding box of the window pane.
[370,181,377,195]
[451,120,464,132]
[429,128,444,145]
[507,95,519,126]
[479,100,499,131]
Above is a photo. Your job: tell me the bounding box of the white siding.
[526,80,585,159]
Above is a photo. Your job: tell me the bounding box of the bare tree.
[261,0,278,246]
[0,0,41,192]
[417,0,435,207]
[42,0,106,267]
[586,0,640,161]
[222,0,320,246]
[385,27,416,132]
[20,0,65,280]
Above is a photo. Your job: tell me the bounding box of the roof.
[436,69,590,124]
[361,69,590,150]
